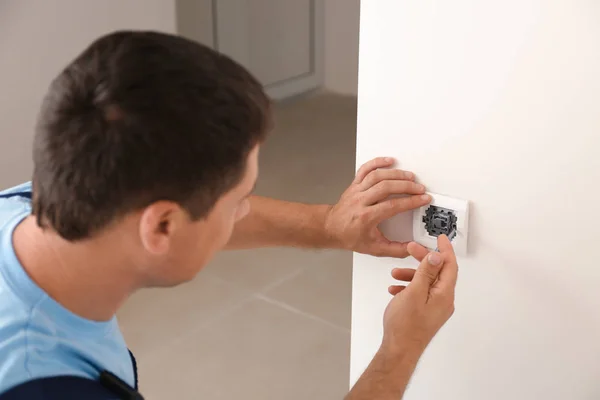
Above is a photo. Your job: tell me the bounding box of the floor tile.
[117,273,252,358]
[264,250,353,330]
[203,247,330,293]
[256,93,357,205]
[259,93,357,181]
[139,298,351,400]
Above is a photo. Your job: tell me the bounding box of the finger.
[437,234,456,260]
[359,168,415,190]
[362,181,426,205]
[391,268,416,282]
[353,157,395,184]
[369,241,410,258]
[407,242,429,262]
[368,194,432,223]
[388,285,407,296]
[434,235,459,291]
[411,251,445,295]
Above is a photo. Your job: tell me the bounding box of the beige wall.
[324,0,360,96]
[0,1,176,188]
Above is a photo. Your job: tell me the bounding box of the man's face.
[141,145,259,287]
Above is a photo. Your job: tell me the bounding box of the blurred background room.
[0,1,360,398]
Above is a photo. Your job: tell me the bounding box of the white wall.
[351,1,600,399]
[0,1,176,188]
[324,0,360,96]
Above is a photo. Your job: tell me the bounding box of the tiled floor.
[117,92,358,400]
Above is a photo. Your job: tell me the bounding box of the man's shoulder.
[0,183,33,304]
[0,316,134,396]
[0,308,38,395]
[0,182,32,230]
[0,300,109,395]
[0,341,95,396]
[0,292,135,395]
[0,184,34,326]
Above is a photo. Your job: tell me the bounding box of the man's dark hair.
[32,30,270,241]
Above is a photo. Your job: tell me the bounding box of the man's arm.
[226,196,337,249]
[346,235,459,399]
[345,348,421,400]
[226,157,432,258]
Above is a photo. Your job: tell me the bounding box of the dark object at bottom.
[0,351,142,400]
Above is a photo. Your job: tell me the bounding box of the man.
[0,31,457,399]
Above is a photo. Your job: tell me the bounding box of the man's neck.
[12,216,140,322]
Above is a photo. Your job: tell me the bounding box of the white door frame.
[212,0,324,101]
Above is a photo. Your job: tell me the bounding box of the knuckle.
[390,169,411,182]
[412,194,425,206]
[382,199,398,212]
[351,194,364,206]
[358,209,372,223]
[378,180,392,194]
[354,168,366,180]
[365,182,381,199]
[397,251,409,259]
[420,268,438,282]
[397,180,409,192]
[409,181,421,191]
[361,172,374,187]
[368,158,382,169]
[372,248,384,257]
[370,169,384,183]
[391,197,408,211]
[393,169,407,180]
[400,181,414,193]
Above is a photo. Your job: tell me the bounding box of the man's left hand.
[325,157,431,258]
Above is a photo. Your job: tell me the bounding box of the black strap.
[129,350,139,390]
[0,351,142,399]
[0,375,144,400]
[0,373,143,400]
[100,371,144,400]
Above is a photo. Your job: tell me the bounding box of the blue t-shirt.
[0,183,134,395]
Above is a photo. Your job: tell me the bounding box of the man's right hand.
[382,234,458,357]
[346,235,458,400]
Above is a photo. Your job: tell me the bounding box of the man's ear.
[139,201,183,255]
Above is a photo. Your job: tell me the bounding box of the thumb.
[412,251,444,291]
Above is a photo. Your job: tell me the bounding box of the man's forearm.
[226,196,340,250]
[346,347,421,400]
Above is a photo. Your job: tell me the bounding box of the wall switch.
[412,193,469,256]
